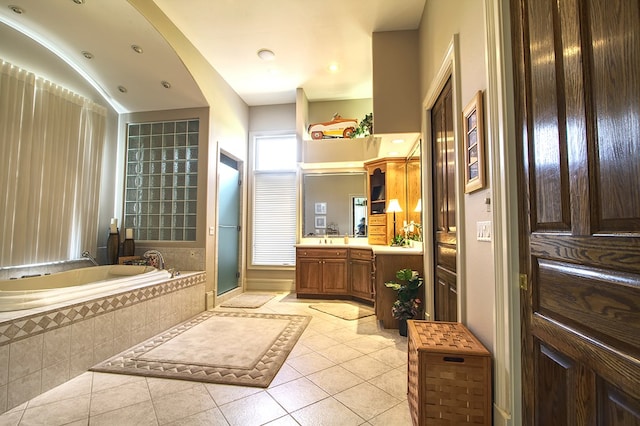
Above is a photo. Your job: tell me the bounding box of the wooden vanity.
[295,243,423,328]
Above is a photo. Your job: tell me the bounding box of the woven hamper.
[407,320,492,425]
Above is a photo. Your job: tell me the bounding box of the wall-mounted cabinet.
[365,158,407,245]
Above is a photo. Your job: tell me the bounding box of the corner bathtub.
[0,265,172,312]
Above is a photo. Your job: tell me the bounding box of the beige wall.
[418,0,496,348]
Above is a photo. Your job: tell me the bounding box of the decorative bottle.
[122,228,135,256]
[106,219,119,265]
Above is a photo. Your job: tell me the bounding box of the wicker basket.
[407,321,492,425]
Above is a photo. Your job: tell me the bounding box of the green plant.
[390,234,406,246]
[385,269,423,320]
[350,112,373,138]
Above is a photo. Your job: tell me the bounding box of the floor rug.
[220,293,275,308]
[309,302,375,320]
[91,311,310,388]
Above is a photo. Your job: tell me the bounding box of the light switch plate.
[477,221,492,242]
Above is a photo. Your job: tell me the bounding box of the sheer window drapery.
[0,60,106,267]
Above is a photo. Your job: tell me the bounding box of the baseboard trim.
[246,278,295,292]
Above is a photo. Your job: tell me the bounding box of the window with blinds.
[252,135,297,266]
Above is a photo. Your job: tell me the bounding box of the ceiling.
[0,0,426,112]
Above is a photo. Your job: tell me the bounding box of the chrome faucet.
[81,250,99,266]
[143,250,165,269]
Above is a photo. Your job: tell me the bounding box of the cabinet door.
[296,258,322,294]
[351,259,373,301]
[321,259,348,294]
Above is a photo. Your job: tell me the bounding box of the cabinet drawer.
[368,234,387,245]
[368,224,386,235]
[368,214,387,225]
[296,248,347,258]
[350,248,372,260]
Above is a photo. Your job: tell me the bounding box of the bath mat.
[309,302,375,320]
[220,293,275,308]
[91,311,310,388]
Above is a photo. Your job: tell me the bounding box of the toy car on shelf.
[307,114,358,140]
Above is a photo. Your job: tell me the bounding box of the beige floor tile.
[164,407,229,426]
[368,400,412,425]
[286,352,335,376]
[218,391,287,426]
[291,397,365,426]
[340,355,392,381]
[343,335,394,354]
[90,399,157,426]
[27,372,92,408]
[287,342,314,359]
[204,383,262,406]
[89,379,151,417]
[267,377,329,412]
[334,382,401,421]
[368,368,408,401]
[146,376,201,400]
[298,333,340,352]
[306,365,364,395]
[19,394,90,426]
[262,415,299,425]
[152,384,216,425]
[91,371,145,393]
[323,327,362,343]
[0,410,22,426]
[316,343,364,364]
[268,364,303,388]
[367,345,408,368]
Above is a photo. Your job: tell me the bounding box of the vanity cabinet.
[365,158,407,245]
[349,248,374,302]
[296,247,374,302]
[296,248,348,296]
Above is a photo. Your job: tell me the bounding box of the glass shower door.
[217,154,240,295]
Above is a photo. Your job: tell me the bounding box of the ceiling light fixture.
[71,0,85,4]
[328,63,339,72]
[391,138,405,144]
[8,5,24,14]
[81,51,94,60]
[131,45,143,54]
[118,86,127,93]
[257,49,275,61]
[161,81,171,89]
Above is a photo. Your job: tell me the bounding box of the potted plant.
[385,268,423,336]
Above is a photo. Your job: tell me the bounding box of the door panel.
[217,154,241,296]
[431,77,457,322]
[512,0,640,423]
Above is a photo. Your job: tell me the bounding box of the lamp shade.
[386,199,403,213]
[414,198,422,212]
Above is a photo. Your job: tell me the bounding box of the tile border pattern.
[0,272,206,347]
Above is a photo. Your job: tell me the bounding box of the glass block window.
[124,119,199,241]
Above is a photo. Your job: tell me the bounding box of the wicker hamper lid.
[408,320,490,356]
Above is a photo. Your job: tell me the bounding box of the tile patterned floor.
[0,293,412,425]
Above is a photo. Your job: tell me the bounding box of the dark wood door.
[431,77,458,322]
[511,0,640,424]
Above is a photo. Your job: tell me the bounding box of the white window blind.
[252,172,297,265]
[252,134,297,266]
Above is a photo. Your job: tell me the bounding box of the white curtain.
[0,60,106,267]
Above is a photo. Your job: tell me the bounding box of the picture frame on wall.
[314,202,327,214]
[462,91,486,194]
[315,216,326,228]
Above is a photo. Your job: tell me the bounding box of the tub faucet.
[143,250,165,269]
[81,250,99,266]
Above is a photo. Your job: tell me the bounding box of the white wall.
[418,0,496,349]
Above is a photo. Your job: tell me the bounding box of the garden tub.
[0,264,172,312]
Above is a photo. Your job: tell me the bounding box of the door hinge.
[237,225,241,232]
[519,273,528,290]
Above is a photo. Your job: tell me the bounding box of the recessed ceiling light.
[118,86,127,93]
[161,81,171,89]
[72,0,85,4]
[81,51,94,60]
[328,63,339,72]
[8,5,24,14]
[131,45,143,54]
[257,49,275,61]
[392,138,405,144]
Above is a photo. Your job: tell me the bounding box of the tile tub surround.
[0,271,206,414]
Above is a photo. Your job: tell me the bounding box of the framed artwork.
[315,216,326,228]
[462,91,486,193]
[314,202,327,214]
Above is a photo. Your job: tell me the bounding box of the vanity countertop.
[295,240,423,254]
